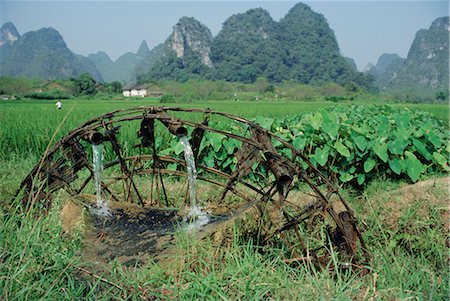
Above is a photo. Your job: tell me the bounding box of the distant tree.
[254,76,270,93]
[108,81,123,93]
[73,73,96,95]
[436,90,449,101]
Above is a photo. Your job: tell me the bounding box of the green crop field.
[0,98,449,300]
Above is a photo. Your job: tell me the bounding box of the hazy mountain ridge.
[366,16,449,95]
[88,40,151,84]
[0,26,102,81]
[388,16,449,91]
[0,4,448,94]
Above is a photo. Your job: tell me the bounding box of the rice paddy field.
[0,98,449,300]
[1,98,448,158]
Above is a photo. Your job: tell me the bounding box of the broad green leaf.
[314,146,330,166]
[204,155,214,168]
[373,142,388,163]
[167,163,177,171]
[254,116,273,130]
[412,139,432,161]
[272,139,283,148]
[394,112,411,128]
[388,138,408,155]
[363,158,376,173]
[292,136,306,151]
[427,132,441,149]
[357,173,366,185]
[414,128,424,138]
[322,111,339,140]
[354,136,368,151]
[223,139,236,155]
[309,113,323,131]
[208,132,224,152]
[335,141,350,157]
[396,128,411,141]
[215,148,227,161]
[405,151,425,182]
[222,157,233,169]
[433,151,447,166]
[174,141,184,155]
[377,120,389,136]
[339,172,354,183]
[389,158,402,175]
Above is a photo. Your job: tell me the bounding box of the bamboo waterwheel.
[16,106,370,268]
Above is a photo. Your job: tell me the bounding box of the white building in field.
[122,83,164,98]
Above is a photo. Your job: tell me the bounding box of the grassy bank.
[1,172,448,300]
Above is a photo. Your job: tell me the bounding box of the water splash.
[179,135,209,227]
[92,144,111,217]
[184,207,210,231]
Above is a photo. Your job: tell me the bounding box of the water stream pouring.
[91,135,111,217]
[179,134,209,227]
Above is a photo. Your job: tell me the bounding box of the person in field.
[55,100,62,109]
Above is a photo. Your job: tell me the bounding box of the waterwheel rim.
[15,106,370,268]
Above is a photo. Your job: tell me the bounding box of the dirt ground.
[60,177,449,267]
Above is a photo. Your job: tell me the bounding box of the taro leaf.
[427,132,441,149]
[357,173,366,185]
[292,136,307,151]
[414,128,424,138]
[208,132,224,152]
[433,151,448,166]
[280,148,292,158]
[223,139,236,155]
[159,148,171,156]
[300,160,309,170]
[314,145,330,166]
[377,119,390,136]
[363,158,376,173]
[394,112,411,128]
[174,141,184,155]
[373,141,389,163]
[405,151,425,182]
[339,172,354,183]
[396,128,411,141]
[254,116,274,130]
[167,163,177,171]
[215,148,228,161]
[222,157,233,169]
[272,139,283,148]
[322,111,339,140]
[354,135,368,151]
[388,138,408,155]
[335,141,350,157]
[204,155,214,168]
[412,139,432,161]
[309,113,323,131]
[389,158,402,175]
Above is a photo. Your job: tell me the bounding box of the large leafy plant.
[269,105,449,184]
[161,105,448,185]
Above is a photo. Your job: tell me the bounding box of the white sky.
[1,1,448,70]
